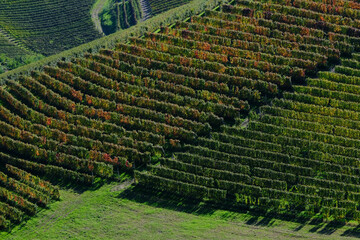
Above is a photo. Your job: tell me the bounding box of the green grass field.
[2,181,360,240]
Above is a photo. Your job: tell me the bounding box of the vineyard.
[99,0,143,35]
[1,0,360,233]
[0,31,43,73]
[148,0,193,15]
[0,0,101,56]
[136,0,360,221]
[0,32,30,59]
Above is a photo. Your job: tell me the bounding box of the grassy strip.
[1,182,358,239]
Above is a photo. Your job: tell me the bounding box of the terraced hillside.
[148,0,192,15]
[1,0,360,231]
[99,0,143,35]
[135,0,360,221]
[0,0,101,56]
[139,54,360,220]
[0,31,30,59]
[0,31,43,73]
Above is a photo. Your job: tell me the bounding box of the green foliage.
[4,182,356,239]
[99,0,143,35]
[0,54,44,73]
[0,0,224,83]
[0,0,101,56]
[132,0,360,223]
[0,0,227,230]
[149,0,192,15]
[3,0,360,230]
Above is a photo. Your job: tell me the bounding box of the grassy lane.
[91,0,108,35]
[1,182,359,239]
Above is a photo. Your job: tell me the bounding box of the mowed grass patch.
[1,182,359,240]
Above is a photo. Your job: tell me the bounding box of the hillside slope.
[135,0,360,221]
[149,0,192,15]
[0,0,360,232]
[0,0,101,56]
[0,30,43,73]
[98,0,143,35]
[2,183,359,239]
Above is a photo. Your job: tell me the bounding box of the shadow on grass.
[48,177,109,194]
[1,179,108,233]
[342,226,360,238]
[115,184,360,238]
[45,172,132,195]
[317,221,346,235]
[116,185,297,223]
[2,174,132,233]
[117,185,217,216]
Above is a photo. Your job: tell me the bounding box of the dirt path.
[240,118,249,128]
[91,0,107,35]
[111,179,134,192]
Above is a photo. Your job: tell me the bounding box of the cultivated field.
[1,0,360,238]
[149,0,193,15]
[0,0,101,55]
